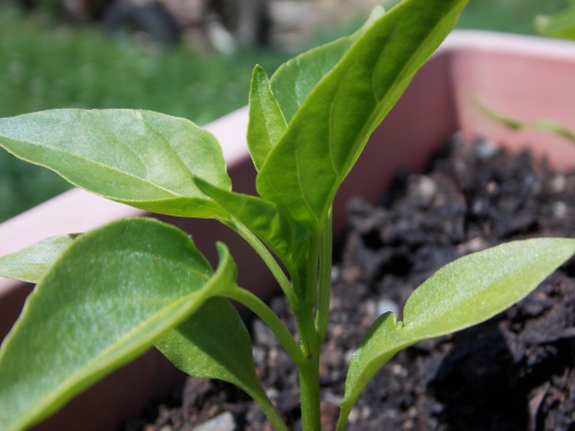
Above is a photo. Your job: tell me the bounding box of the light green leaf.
[156,244,288,431]
[156,297,281,421]
[194,177,309,278]
[247,65,288,171]
[0,218,239,431]
[155,297,260,396]
[536,3,575,40]
[270,6,385,123]
[0,235,78,283]
[473,98,575,145]
[258,0,469,232]
[0,109,232,219]
[337,238,575,431]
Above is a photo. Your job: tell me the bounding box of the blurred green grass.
[456,0,569,35]
[0,4,293,221]
[0,0,572,222]
[380,0,569,34]
[0,6,292,121]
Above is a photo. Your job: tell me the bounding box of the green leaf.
[258,0,469,232]
[155,297,259,394]
[194,177,309,278]
[536,3,575,40]
[0,109,232,219]
[0,235,78,283]
[156,244,288,431]
[156,297,276,413]
[270,6,385,123]
[473,98,575,145]
[0,218,239,431]
[247,65,288,171]
[337,238,575,431]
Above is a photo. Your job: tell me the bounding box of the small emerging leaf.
[0,235,78,283]
[0,109,232,220]
[337,238,575,431]
[0,218,237,431]
[247,65,288,171]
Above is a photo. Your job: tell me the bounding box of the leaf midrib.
[9,284,209,431]
[2,135,198,200]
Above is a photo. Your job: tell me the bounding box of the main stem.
[297,215,333,431]
[299,348,321,431]
[297,306,321,431]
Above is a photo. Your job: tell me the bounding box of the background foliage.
[0,0,570,222]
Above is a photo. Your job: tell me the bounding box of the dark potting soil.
[124,134,575,431]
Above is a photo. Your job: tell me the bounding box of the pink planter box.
[1,30,575,430]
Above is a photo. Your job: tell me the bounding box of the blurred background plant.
[0,0,571,222]
[536,0,575,40]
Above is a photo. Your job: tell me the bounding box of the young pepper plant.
[0,1,575,430]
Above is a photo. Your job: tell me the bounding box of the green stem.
[304,231,320,309]
[295,228,323,431]
[231,219,297,309]
[251,391,290,431]
[225,286,306,366]
[315,211,332,344]
[299,353,321,431]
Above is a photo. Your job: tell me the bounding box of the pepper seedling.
[1,1,575,430]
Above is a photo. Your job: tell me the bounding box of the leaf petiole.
[228,218,297,309]
[223,285,306,367]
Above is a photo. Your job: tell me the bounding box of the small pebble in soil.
[194,412,236,431]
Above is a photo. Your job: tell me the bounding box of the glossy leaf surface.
[247,65,287,171]
[258,0,469,232]
[337,238,575,431]
[270,6,385,123]
[0,218,239,431]
[0,110,231,219]
[0,235,77,283]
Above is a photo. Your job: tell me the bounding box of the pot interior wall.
[451,31,575,168]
